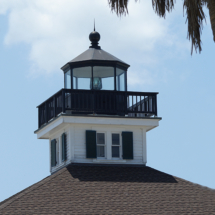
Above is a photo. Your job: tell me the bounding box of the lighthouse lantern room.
[35,29,161,173]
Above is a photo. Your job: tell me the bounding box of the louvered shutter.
[86,130,97,158]
[62,133,67,161]
[51,139,57,167]
[122,132,133,159]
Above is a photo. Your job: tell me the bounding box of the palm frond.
[152,0,175,17]
[207,0,215,41]
[183,0,206,54]
[108,0,130,16]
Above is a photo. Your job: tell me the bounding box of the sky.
[0,0,215,202]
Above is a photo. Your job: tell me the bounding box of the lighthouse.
[2,29,215,215]
[34,29,161,174]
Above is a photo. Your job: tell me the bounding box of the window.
[97,133,105,158]
[112,133,121,158]
[86,130,133,160]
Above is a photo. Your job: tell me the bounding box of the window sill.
[93,159,126,163]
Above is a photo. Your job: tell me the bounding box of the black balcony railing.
[37,89,158,128]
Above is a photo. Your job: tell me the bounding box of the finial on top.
[89,21,100,49]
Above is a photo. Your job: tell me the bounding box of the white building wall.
[50,126,71,173]
[35,115,160,174]
[49,123,147,174]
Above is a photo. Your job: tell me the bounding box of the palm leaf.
[108,0,209,54]
[183,0,206,54]
[152,0,175,17]
[205,0,215,41]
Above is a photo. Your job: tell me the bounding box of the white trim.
[35,115,160,139]
[142,128,147,164]
[56,138,60,165]
[70,126,75,160]
[106,131,112,160]
[93,159,126,163]
[49,139,51,173]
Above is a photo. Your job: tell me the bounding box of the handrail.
[37,89,158,128]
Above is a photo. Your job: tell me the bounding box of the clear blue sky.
[0,0,214,202]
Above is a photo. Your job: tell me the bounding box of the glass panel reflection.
[112,146,120,158]
[93,66,114,90]
[112,134,120,145]
[97,146,105,157]
[73,67,92,90]
[116,68,126,91]
[65,69,71,89]
[97,133,105,158]
[97,133,105,144]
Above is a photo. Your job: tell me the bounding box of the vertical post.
[54,96,56,117]
[106,131,112,160]
[91,66,93,90]
[136,96,137,112]
[93,90,95,114]
[132,95,133,111]
[62,89,65,113]
[155,94,158,116]
[45,102,48,124]
[114,67,116,91]
[70,66,73,89]
[38,107,40,128]
[49,139,52,173]
[142,128,147,164]
[125,70,128,92]
[140,96,142,112]
[69,126,75,161]
[76,78,78,89]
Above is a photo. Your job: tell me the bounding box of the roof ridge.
[173,175,215,191]
[0,166,67,211]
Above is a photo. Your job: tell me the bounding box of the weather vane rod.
[94,19,95,31]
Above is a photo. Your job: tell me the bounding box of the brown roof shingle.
[0,164,215,215]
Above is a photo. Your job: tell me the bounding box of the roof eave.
[61,60,130,72]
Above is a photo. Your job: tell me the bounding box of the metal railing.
[37,89,158,128]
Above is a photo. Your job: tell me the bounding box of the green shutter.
[86,130,97,158]
[62,133,67,162]
[122,132,133,159]
[51,139,57,167]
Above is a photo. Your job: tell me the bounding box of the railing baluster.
[132,95,133,111]
[54,96,56,117]
[62,89,65,113]
[136,96,137,113]
[37,89,158,128]
[45,102,48,124]
[105,93,108,112]
[155,94,157,116]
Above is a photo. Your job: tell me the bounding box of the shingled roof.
[1,164,215,214]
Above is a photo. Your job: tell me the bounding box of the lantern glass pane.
[73,67,92,90]
[64,69,71,89]
[116,68,126,91]
[93,66,114,90]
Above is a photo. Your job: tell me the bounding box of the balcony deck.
[37,89,158,128]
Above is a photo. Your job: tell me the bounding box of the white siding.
[48,122,148,174]
[50,127,71,173]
